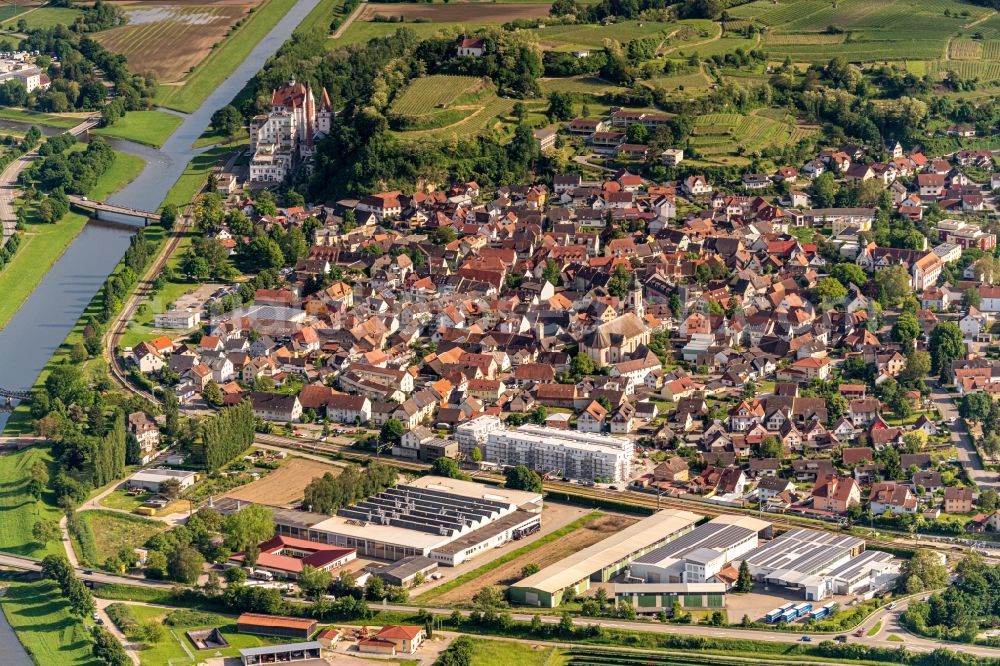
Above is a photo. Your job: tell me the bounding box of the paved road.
[0,552,172,589]
[379,601,1000,658]
[930,386,1000,491]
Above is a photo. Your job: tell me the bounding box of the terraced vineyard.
[727,0,989,63]
[688,111,813,162]
[390,75,485,116]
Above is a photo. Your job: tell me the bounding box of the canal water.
[0,0,325,656]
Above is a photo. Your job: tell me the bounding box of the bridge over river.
[66,194,160,226]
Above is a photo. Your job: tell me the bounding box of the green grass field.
[0,108,84,129]
[0,149,144,331]
[80,510,166,564]
[1,6,82,30]
[467,639,566,666]
[0,447,64,557]
[123,604,281,663]
[92,110,183,148]
[155,0,305,113]
[0,579,99,666]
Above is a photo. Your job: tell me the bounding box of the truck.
[250,569,274,581]
[791,603,813,621]
[765,603,795,623]
[809,602,836,621]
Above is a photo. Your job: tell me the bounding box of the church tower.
[630,271,644,319]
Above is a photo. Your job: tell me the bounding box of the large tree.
[223,504,275,554]
[505,465,543,492]
[929,322,963,380]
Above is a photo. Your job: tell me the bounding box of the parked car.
[835,635,847,642]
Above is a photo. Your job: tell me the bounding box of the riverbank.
[92,110,185,149]
[0,151,146,331]
[0,578,98,666]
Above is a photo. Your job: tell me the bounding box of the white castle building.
[249,78,333,184]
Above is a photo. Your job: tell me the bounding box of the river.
[0,0,324,657]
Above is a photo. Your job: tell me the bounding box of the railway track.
[252,433,987,557]
[105,212,191,402]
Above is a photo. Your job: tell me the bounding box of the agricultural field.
[223,457,342,506]
[151,0,302,112]
[724,0,991,63]
[390,74,485,117]
[687,110,816,165]
[392,89,516,141]
[465,639,567,666]
[95,0,259,83]
[429,513,637,606]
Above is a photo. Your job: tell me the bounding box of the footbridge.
[67,194,161,226]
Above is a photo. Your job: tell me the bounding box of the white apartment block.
[455,415,505,457]
[0,60,46,92]
[485,424,634,484]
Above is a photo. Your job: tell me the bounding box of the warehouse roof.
[633,514,769,567]
[512,509,701,594]
[239,641,322,657]
[744,528,863,577]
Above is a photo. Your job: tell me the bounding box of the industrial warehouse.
[269,476,543,566]
[743,528,900,601]
[509,509,701,607]
[626,515,773,584]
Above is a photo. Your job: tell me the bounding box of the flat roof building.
[486,423,634,484]
[239,641,322,665]
[628,515,771,584]
[743,528,866,600]
[127,468,198,493]
[509,509,701,607]
[271,476,542,566]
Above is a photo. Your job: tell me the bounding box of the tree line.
[303,462,398,514]
[198,400,255,472]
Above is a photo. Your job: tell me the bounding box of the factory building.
[485,423,634,484]
[742,528,876,600]
[509,509,701,607]
[626,515,772,584]
[613,582,727,615]
[270,476,542,566]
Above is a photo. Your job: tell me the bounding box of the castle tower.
[316,87,333,137]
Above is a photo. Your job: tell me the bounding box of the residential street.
[930,386,1000,491]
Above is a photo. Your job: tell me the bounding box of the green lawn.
[160,144,235,210]
[124,604,281,663]
[98,489,149,512]
[0,108,83,129]
[0,579,99,666]
[80,510,166,565]
[0,447,64,557]
[1,6,82,30]
[0,211,88,331]
[867,621,882,636]
[0,149,145,331]
[155,0,300,113]
[467,639,566,666]
[92,111,183,148]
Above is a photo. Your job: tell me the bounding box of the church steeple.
[630,271,644,319]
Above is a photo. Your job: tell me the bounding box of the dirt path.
[330,0,366,40]
[431,514,638,605]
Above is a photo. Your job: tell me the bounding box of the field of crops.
[540,75,624,95]
[394,93,515,141]
[0,5,80,30]
[96,1,255,82]
[390,75,483,116]
[533,20,676,51]
[929,58,1000,84]
[688,111,811,160]
[723,0,989,63]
